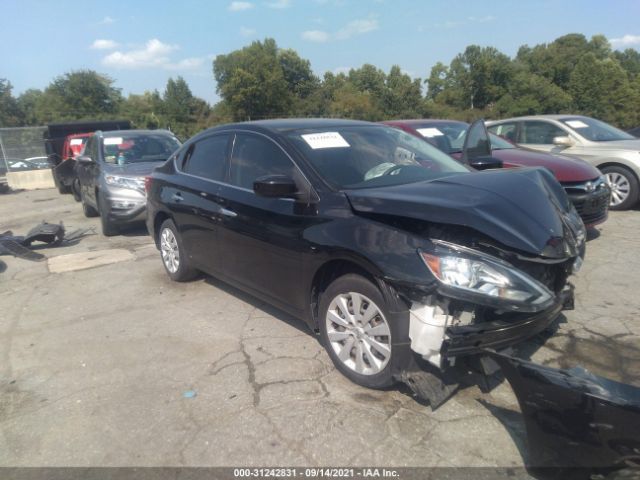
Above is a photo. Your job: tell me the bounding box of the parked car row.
[385,119,611,227]
[56,115,615,404]
[487,115,640,210]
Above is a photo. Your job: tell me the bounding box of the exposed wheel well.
[153,211,171,246]
[309,259,378,332]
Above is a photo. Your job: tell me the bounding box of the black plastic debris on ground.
[0,222,95,264]
[486,350,640,479]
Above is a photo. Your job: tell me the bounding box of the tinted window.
[229,134,294,190]
[520,121,566,144]
[102,133,181,165]
[488,123,518,144]
[183,134,229,181]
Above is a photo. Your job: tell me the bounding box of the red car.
[384,119,610,228]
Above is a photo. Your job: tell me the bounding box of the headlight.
[105,175,145,192]
[419,240,554,312]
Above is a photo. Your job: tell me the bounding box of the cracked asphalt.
[0,188,638,468]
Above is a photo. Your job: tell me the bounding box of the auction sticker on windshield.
[70,138,84,145]
[566,120,589,129]
[417,127,444,138]
[301,132,350,149]
[104,137,123,145]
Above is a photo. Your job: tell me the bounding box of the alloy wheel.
[606,172,631,207]
[325,292,391,375]
[160,228,180,273]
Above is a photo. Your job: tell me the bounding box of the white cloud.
[90,39,119,50]
[302,16,378,42]
[266,0,291,8]
[99,16,115,24]
[100,38,204,71]
[302,30,330,43]
[228,1,254,11]
[165,57,206,70]
[610,34,640,48]
[335,18,378,40]
[240,26,257,37]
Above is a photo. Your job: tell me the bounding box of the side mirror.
[253,175,298,198]
[553,136,573,148]
[469,156,503,171]
[76,155,93,164]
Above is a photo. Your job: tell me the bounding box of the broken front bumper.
[444,286,573,357]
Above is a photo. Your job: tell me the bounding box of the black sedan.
[146,119,585,403]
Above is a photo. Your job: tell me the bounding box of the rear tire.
[319,274,397,389]
[602,165,639,210]
[158,219,198,282]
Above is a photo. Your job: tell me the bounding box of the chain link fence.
[0,127,49,177]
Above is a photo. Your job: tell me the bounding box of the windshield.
[102,133,181,165]
[286,125,469,190]
[413,122,515,153]
[560,117,635,142]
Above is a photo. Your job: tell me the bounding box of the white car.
[487,115,640,210]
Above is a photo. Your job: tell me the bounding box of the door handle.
[172,192,183,202]
[220,208,237,218]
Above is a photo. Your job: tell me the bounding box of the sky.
[2,0,640,105]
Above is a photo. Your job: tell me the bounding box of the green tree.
[382,66,423,118]
[0,79,23,127]
[213,38,293,121]
[16,89,43,126]
[35,70,122,122]
[568,53,640,128]
[495,71,572,117]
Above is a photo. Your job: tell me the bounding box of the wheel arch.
[596,159,640,183]
[308,256,407,332]
[153,210,172,247]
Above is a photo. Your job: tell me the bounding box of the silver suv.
[487,115,640,210]
[76,130,181,236]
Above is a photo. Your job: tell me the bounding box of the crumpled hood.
[345,167,584,259]
[103,161,160,178]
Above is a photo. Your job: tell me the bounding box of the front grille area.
[510,257,573,294]
[569,190,610,226]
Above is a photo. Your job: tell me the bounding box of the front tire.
[71,178,81,202]
[81,189,99,218]
[158,219,198,282]
[319,274,396,389]
[97,193,118,237]
[602,165,639,210]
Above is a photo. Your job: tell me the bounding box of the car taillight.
[144,176,153,195]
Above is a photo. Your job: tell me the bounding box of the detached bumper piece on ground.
[0,222,92,264]
[488,351,640,479]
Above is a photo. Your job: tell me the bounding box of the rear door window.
[183,134,230,182]
[520,121,567,145]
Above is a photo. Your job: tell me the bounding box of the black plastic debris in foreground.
[0,222,94,264]
[487,350,640,479]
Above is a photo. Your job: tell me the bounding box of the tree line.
[2,33,640,139]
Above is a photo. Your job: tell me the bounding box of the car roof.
[100,129,175,137]
[198,118,379,138]
[384,119,468,126]
[488,114,589,124]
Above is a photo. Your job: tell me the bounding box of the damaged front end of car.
[346,167,587,407]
